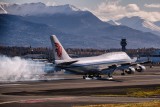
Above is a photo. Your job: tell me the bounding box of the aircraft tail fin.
[50,35,71,60]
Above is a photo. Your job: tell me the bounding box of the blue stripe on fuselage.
[67,59,130,68]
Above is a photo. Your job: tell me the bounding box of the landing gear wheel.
[107,77,113,80]
[121,72,125,75]
[107,73,113,80]
[88,75,93,79]
[83,75,92,80]
[83,76,86,79]
[98,75,102,78]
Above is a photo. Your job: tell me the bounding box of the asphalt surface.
[0,67,160,107]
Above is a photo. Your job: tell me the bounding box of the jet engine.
[136,64,146,72]
[125,67,135,74]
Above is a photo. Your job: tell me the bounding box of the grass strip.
[74,100,160,107]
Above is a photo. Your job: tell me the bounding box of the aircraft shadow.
[97,78,123,82]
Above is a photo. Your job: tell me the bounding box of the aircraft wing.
[100,64,118,71]
[99,60,151,72]
[120,60,151,66]
[136,60,151,64]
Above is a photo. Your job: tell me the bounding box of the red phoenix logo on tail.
[55,42,62,58]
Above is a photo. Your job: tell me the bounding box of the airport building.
[139,49,160,64]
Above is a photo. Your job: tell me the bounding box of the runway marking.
[0,101,18,105]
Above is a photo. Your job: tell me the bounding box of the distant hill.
[0,3,160,49]
[0,14,64,47]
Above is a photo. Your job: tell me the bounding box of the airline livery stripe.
[69,60,129,67]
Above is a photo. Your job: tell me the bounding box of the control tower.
[120,38,127,52]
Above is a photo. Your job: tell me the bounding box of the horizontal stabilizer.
[57,60,78,66]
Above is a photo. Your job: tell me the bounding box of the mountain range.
[155,21,160,27]
[0,2,80,15]
[107,16,160,36]
[0,2,160,49]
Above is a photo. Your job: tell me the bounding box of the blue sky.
[1,0,160,21]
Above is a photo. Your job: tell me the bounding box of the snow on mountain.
[143,21,160,32]
[116,16,160,36]
[154,21,160,27]
[0,2,81,16]
[0,3,8,14]
[107,20,120,26]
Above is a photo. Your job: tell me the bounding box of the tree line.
[0,46,157,62]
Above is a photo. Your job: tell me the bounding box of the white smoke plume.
[0,55,46,82]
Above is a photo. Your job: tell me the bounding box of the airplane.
[50,35,149,80]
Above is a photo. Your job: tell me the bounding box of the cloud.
[144,4,160,8]
[126,4,140,12]
[127,11,160,22]
[97,0,125,13]
[46,1,57,6]
[90,0,160,22]
[93,0,125,21]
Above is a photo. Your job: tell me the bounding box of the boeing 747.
[50,35,148,80]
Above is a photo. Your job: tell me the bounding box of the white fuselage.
[56,52,132,74]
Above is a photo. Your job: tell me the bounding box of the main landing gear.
[107,73,113,80]
[83,73,114,80]
[121,70,125,75]
[83,74,102,80]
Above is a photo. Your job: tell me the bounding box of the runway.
[0,68,160,107]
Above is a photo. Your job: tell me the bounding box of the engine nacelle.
[125,67,135,74]
[136,65,146,72]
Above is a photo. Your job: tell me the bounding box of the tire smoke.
[0,55,45,82]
